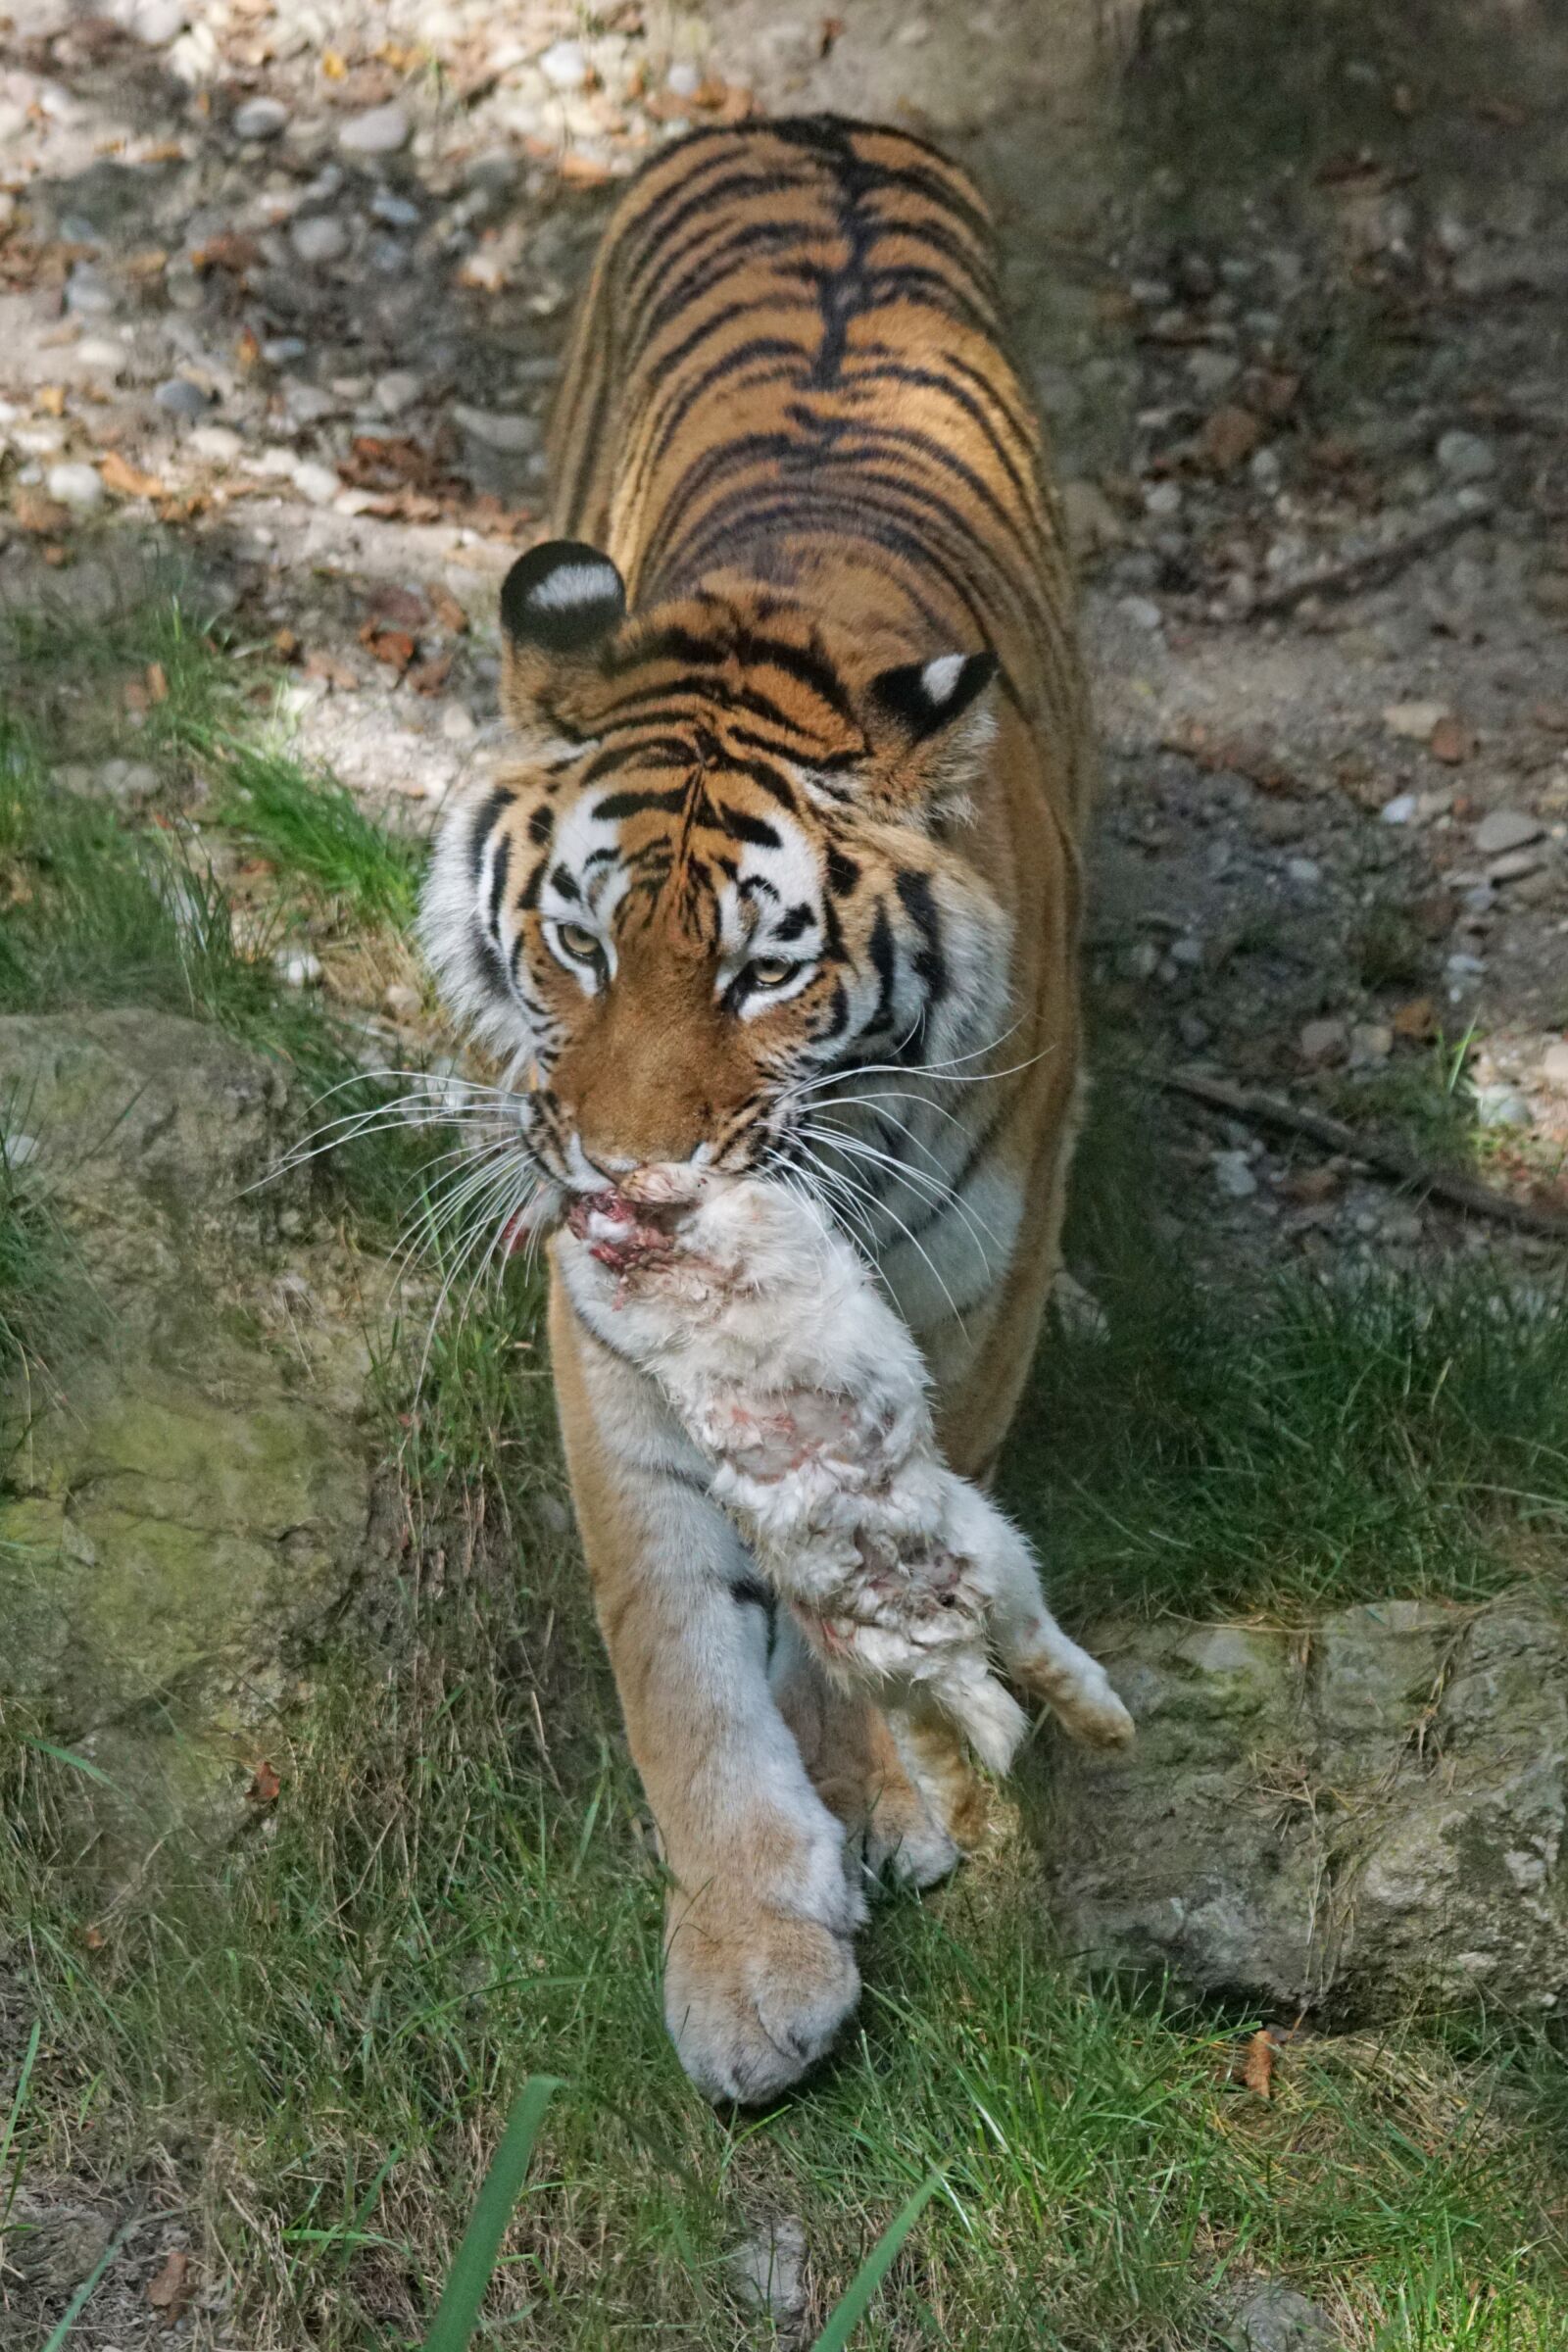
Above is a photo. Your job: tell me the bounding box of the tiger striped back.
[550,115,1085,816]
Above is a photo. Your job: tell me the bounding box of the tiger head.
[418,541,1014,1198]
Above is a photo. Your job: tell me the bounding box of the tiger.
[419,114,1094,2103]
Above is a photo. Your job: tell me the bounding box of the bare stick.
[1140,1065,1568,1243]
[1248,504,1492,618]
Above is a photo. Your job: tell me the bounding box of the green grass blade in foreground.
[809,2175,942,2352]
[420,2075,564,2352]
[39,2212,139,2352]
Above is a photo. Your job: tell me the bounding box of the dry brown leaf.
[559,151,612,186]
[1241,2028,1276,2097]
[248,1758,281,1805]
[361,623,416,671]
[428,583,468,634]
[1392,994,1437,1040]
[37,382,66,416]
[408,652,454,696]
[41,543,71,568]
[146,661,169,705]
[1200,404,1263,472]
[81,1921,107,1950]
[272,627,300,660]
[235,324,262,371]
[100,450,165,499]
[320,46,348,77]
[146,2248,192,2324]
[192,231,262,275]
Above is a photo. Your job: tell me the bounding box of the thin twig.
[1139,1064,1568,1242]
[1248,503,1492,617]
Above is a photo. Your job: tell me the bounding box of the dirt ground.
[3,0,1568,2341]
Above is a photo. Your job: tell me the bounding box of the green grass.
[208,736,425,928]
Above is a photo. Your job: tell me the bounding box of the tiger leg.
[770,1621,981,1888]
[549,1279,862,2104]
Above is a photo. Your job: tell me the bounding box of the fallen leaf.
[123,679,149,715]
[146,661,169,704]
[408,652,454,696]
[1392,995,1437,1040]
[247,1758,281,1805]
[125,246,169,279]
[12,488,71,535]
[428,583,468,634]
[272,626,300,660]
[1282,1163,1342,1205]
[146,2248,192,2324]
[81,1921,107,1950]
[235,324,262,371]
[1241,2028,1276,2097]
[37,382,66,416]
[100,450,165,498]
[320,46,348,77]
[361,622,416,671]
[42,543,71,567]
[1428,716,1472,764]
[559,151,612,186]
[368,584,429,633]
[192,230,262,275]
[1199,404,1263,472]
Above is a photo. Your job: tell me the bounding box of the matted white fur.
[557,1170,1135,1772]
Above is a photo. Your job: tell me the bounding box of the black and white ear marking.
[868,649,998,740]
[500,540,626,657]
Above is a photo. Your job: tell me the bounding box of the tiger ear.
[866,651,998,742]
[861,650,1000,809]
[499,540,626,739]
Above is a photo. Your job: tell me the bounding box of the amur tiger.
[420,114,1094,2102]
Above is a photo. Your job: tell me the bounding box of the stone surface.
[44,462,104,510]
[1221,2282,1342,2352]
[1473,808,1544,856]
[291,213,349,266]
[1047,1591,1568,2017]
[338,103,410,157]
[0,1013,380,1863]
[233,95,288,140]
[154,373,208,418]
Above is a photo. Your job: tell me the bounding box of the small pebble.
[1348,1021,1394,1067]
[126,0,186,41]
[1144,480,1182,518]
[1489,847,1546,883]
[1298,1017,1348,1067]
[1382,699,1448,743]
[1,1132,40,1169]
[665,58,703,98]
[1212,1150,1258,1200]
[374,368,422,417]
[1436,428,1496,483]
[1380,792,1417,826]
[64,267,116,317]
[262,336,308,366]
[292,461,340,506]
[1473,808,1544,856]
[233,96,288,140]
[1539,1041,1568,1089]
[1118,594,1163,632]
[291,215,349,267]
[1286,856,1322,886]
[539,37,591,90]
[439,702,477,743]
[189,423,243,464]
[451,403,541,454]
[275,949,323,988]
[1473,1083,1533,1131]
[383,981,422,1020]
[75,337,124,375]
[339,102,410,156]
[45,462,104,510]
[154,374,209,418]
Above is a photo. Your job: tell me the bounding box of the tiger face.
[419,539,1015,1200]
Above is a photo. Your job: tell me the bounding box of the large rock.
[0,1013,382,1863]
[1048,1592,1568,2018]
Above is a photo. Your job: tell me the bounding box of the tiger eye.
[749,958,798,990]
[558,923,601,964]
